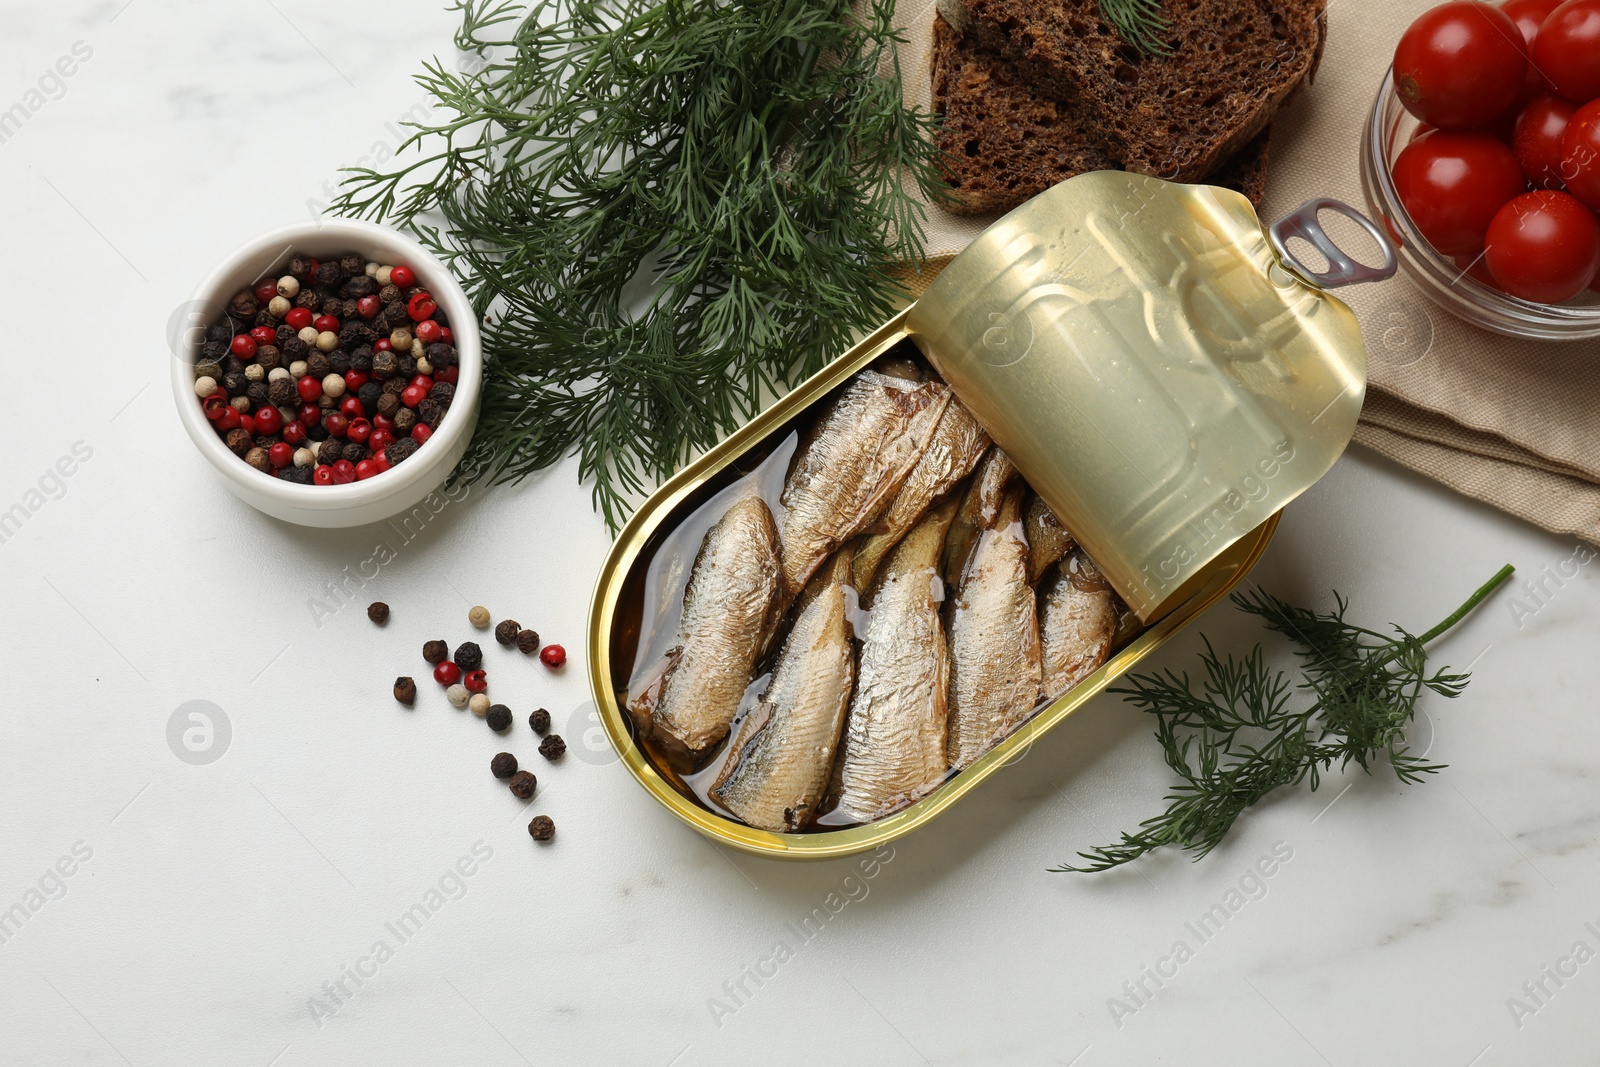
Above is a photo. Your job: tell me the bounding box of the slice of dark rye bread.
[931,14,1270,215]
[936,0,1325,184]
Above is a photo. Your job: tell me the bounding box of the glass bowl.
[1361,69,1600,341]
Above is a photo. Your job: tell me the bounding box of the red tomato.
[1453,252,1503,288]
[1394,1,1529,129]
[1561,99,1600,208]
[1500,0,1565,100]
[1485,190,1600,302]
[1515,95,1579,187]
[1531,0,1600,102]
[1393,131,1529,255]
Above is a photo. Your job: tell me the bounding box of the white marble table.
[4,2,1596,1064]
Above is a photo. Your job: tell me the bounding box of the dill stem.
[1416,564,1515,646]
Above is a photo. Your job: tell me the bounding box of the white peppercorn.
[293,447,316,467]
[446,683,469,708]
[297,326,319,346]
[267,367,291,382]
[268,295,292,318]
[244,363,265,382]
[469,693,490,717]
[468,605,491,628]
[315,331,339,353]
[375,265,393,287]
[288,360,308,378]
[322,373,347,398]
[194,376,218,398]
[276,275,300,298]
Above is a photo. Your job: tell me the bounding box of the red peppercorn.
[238,412,256,437]
[373,413,394,433]
[250,325,277,346]
[269,442,293,469]
[407,292,438,321]
[313,314,340,334]
[297,402,322,427]
[355,459,378,480]
[400,385,427,408]
[230,334,258,359]
[440,327,454,345]
[343,370,370,393]
[331,459,356,484]
[313,464,334,485]
[282,420,306,445]
[409,375,434,392]
[285,307,313,331]
[347,418,372,445]
[255,281,278,304]
[463,669,488,693]
[391,265,416,288]
[373,338,392,353]
[215,408,241,432]
[324,413,349,438]
[202,394,229,420]
[296,376,321,402]
[540,644,567,668]
[414,319,442,345]
[372,450,392,473]
[433,660,461,685]
[412,423,433,445]
[438,366,459,385]
[340,395,364,419]
[357,294,381,319]
[254,406,283,435]
[368,429,394,453]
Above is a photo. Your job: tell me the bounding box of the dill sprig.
[330,0,942,528]
[1099,0,1172,55]
[1057,565,1514,873]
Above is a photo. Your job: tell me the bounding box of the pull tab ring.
[1269,198,1398,289]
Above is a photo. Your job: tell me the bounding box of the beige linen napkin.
[891,0,1600,542]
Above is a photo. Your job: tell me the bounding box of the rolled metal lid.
[907,171,1388,621]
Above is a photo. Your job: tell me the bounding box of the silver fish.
[1039,550,1117,701]
[1024,492,1076,586]
[942,446,1020,590]
[853,398,989,594]
[626,496,781,771]
[777,371,950,596]
[711,552,857,832]
[832,500,958,823]
[947,486,1041,770]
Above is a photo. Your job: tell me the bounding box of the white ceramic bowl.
[172,219,481,527]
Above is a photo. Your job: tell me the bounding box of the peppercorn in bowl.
[172,219,481,527]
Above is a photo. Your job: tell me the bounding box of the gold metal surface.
[907,172,1367,621]
[588,311,1281,860]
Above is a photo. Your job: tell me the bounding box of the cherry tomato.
[1560,99,1600,209]
[1394,1,1528,129]
[1500,0,1565,100]
[1531,0,1600,102]
[1484,190,1600,302]
[1515,95,1578,187]
[1453,252,1502,288]
[1393,131,1528,255]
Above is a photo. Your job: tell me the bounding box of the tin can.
[588,174,1395,859]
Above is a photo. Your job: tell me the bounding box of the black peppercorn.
[291,465,315,484]
[376,392,400,418]
[397,354,418,377]
[418,398,445,428]
[244,446,271,472]
[207,323,233,344]
[341,441,370,463]
[314,261,343,288]
[282,336,309,361]
[508,771,537,799]
[195,359,224,382]
[268,378,297,407]
[253,434,279,451]
[538,735,566,761]
[201,339,228,362]
[227,290,259,321]
[225,428,253,456]
[307,422,329,442]
[289,254,314,279]
[494,619,521,646]
[379,283,401,304]
[491,752,518,778]
[382,300,408,327]
[528,815,555,841]
[256,345,281,371]
[423,639,449,664]
[275,324,296,346]
[245,381,269,406]
[346,275,378,298]
[358,381,383,417]
[367,601,390,625]
[394,676,416,706]
[386,438,420,465]
[429,381,455,404]
[528,708,550,735]
[253,309,276,328]
[328,350,351,375]
[426,342,456,369]
[486,704,512,732]
[220,371,247,397]
[350,348,373,374]
[516,629,541,656]
[316,439,343,467]
[340,322,378,349]
[393,408,418,433]
[371,350,398,380]
[454,641,483,671]
[293,289,321,312]
[306,352,331,378]
[340,253,364,277]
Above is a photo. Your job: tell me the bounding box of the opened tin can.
[587,173,1395,859]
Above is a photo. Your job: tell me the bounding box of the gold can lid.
[907,172,1394,621]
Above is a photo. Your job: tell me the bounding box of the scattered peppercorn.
[486,704,512,732]
[463,669,488,694]
[538,735,566,761]
[494,619,521,646]
[423,639,448,664]
[508,771,537,799]
[453,641,483,671]
[528,815,555,841]
[433,661,462,686]
[394,676,416,706]
[515,629,541,656]
[446,683,469,708]
[469,693,491,717]
[490,752,518,778]
[540,644,567,668]
[528,708,551,735]
[367,601,390,625]
[468,605,491,628]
